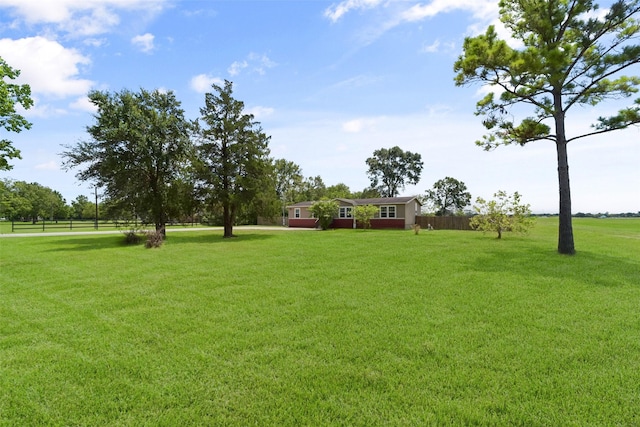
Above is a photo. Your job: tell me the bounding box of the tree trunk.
[556,139,575,254]
[223,202,235,238]
[155,222,166,237]
[554,94,576,255]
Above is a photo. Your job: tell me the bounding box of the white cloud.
[0,37,93,98]
[421,39,456,54]
[182,8,218,19]
[324,0,498,24]
[400,0,496,23]
[69,96,97,113]
[22,102,68,118]
[400,1,521,48]
[131,33,155,53]
[422,39,440,53]
[324,0,383,22]
[64,6,120,36]
[228,60,248,76]
[228,53,277,77]
[342,118,378,133]
[189,74,223,93]
[0,0,168,36]
[83,38,107,48]
[246,106,274,119]
[35,160,60,171]
[325,0,499,46]
[248,53,277,75]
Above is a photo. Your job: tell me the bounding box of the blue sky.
[0,0,638,213]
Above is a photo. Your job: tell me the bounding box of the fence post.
[70,220,73,230]
[12,221,14,232]
[43,220,45,231]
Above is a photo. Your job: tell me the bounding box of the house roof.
[340,197,420,206]
[288,201,314,208]
[287,196,420,209]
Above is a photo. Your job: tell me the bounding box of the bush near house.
[353,204,378,229]
[309,199,339,230]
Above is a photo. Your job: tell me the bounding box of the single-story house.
[287,197,421,230]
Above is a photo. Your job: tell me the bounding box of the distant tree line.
[572,212,640,218]
[5,171,635,227]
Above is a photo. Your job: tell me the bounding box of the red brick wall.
[288,218,318,228]
[331,218,355,229]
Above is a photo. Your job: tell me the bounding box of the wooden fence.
[415,216,472,231]
[10,220,202,233]
[11,220,126,232]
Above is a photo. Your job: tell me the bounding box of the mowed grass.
[1,218,639,426]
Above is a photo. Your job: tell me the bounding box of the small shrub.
[353,204,378,230]
[145,230,164,248]
[470,190,534,239]
[123,229,143,245]
[309,199,339,230]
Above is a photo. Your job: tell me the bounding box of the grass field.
[1,218,639,425]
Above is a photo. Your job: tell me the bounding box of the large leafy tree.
[299,175,327,201]
[0,179,32,221]
[325,183,353,199]
[274,158,303,223]
[426,177,472,216]
[0,57,33,171]
[274,158,303,202]
[365,146,423,197]
[454,0,640,254]
[71,195,91,219]
[70,194,100,220]
[352,187,382,199]
[196,80,272,238]
[1,180,66,222]
[62,89,193,236]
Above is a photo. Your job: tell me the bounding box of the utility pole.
[94,186,99,229]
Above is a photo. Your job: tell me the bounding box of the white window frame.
[294,208,301,218]
[379,205,396,218]
[339,206,352,218]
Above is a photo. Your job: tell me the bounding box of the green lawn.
[1,218,639,425]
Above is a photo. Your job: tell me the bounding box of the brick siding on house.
[332,218,355,228]
[288,218,317,228]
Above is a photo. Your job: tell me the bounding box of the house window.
[294,208,301,218]
[339,207,352,218]
[379,205,396,218]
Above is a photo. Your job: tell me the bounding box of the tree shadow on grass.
[464,243,640,288]
[45,231,274,252]
[167,231,273,245]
